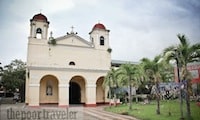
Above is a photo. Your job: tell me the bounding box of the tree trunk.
[114,94,117,107]
[109,86,112,108]
[129,76,132,110]
[156,82,160,114]
[183,65,191,120]
[178,64,184,119]
[186,80,192,120]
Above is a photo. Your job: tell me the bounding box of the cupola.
[92,23,106,30]
[30,13,49,24]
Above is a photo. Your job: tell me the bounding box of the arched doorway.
[39,75,59,104]
[69,76,86,104]
[96,77,105,104]
[69,82,81,104]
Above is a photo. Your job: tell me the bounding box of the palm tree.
[159,61,174,83]
[140,55,163,114]
[135,62,148,84]
[103,67,120,107]
[118,63,139,110]
[163,34,200,119]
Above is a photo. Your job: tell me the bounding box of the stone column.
[28,84,40,106]
[58,84,69,107]
[32,24,36,38]
[25,71,29,104]
[43,24,47,39]
[85,84,96,107]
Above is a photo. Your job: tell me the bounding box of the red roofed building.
[174,62,200,83]
[26,13,111,107]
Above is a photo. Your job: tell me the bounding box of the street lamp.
[174,48,184,120]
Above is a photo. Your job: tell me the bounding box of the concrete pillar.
[43,25,47,39]
[58,84,69,107]
[85,84,96,107]
[32,24,36,38]
[28,84,40,106]
[25,71,29,104]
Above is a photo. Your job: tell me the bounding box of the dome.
[31,13,49,23]
[92,23,106,30]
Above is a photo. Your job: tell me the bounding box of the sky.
[0,0,200,66]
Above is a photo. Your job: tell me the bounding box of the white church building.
[25,13,111,107]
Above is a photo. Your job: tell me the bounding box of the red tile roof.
[92,23,106,30]
[31,13,49,23]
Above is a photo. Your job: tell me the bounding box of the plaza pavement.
[0,103,139,120]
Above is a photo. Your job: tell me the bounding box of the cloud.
[8,0,75,17]
[40,0,75,14]
[0,0,199,65]
[108,0,200,61]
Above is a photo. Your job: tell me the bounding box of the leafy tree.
[137,60,154,94]
[163,34,200,119]
[118,63,139,110]
[0,62,3,88]
[140,55,163,114]
[159,61,174,83]
[103,67,120,106]
[0,62,2,72]
[1,59,26,101]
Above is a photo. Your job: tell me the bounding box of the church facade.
[25,13,111,107]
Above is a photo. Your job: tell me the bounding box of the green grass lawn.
[105,100,200,120]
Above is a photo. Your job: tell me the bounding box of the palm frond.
[163,45,176,55]
[177,34,190,47]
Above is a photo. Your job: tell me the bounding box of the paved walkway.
[83,106,138,120]
[0,103,138,120]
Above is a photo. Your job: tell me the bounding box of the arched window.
[100,36,104,45]
[36,28,42,33]
[36,28,42,39]
[46,80,53,96]
[69,61,75,66]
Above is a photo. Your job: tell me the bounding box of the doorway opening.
[69,82,81,104]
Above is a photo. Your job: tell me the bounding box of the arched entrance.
[96,77,105,104]
[39,75,59,104]
[69,82,81,104]
[69,76,86,104]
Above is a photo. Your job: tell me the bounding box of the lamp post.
[174,49,184,120]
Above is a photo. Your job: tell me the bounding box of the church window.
[100,36,104,45]
[69,61,75,66]
[36,28,42,39]
[36,28,42,33]
[46,80,53,96]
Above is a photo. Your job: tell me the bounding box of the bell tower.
[89,23,110,50]
[29,13,49,39]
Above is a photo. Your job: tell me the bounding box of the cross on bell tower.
[40,9,42,13]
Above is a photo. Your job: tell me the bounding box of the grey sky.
[0,0,199,66]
